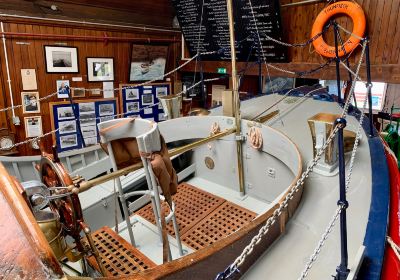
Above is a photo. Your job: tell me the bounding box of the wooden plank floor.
[135,182,256,250]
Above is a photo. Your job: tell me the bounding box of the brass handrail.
[70,128,236,194]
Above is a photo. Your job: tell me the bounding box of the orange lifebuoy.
[311,1,366,58]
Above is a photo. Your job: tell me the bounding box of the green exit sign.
[217,68,227,74]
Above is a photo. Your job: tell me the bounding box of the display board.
[119,83,171,121]
[50,98,118,153]
[172,0,286,62]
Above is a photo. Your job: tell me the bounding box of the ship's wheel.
[40,154,84,248]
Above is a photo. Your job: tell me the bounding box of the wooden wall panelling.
[383,0,399,64]
[180,0,400,83]
[0,0,175,29]
[0,19,179,156]
[0,32,8,129]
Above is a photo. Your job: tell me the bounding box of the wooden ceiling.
[0,0,175,28]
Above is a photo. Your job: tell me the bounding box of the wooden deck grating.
[135,182,256,250]
[181,201,257,250]
[135,182,225,236]
[86,226,156,276]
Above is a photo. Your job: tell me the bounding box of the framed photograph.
[24,116,42,138]
[79,102,95,114]
[141,94,154,106]
[87,57,114,82]
[58,120,77,135]
[100,115,115,122]
[21,91,40,114]
[60,134,78,149]
[72,88,85,98]
[44,46,79,73]
[84,137,98,146]
[99,103,114,116]
[126,88,139,100]
[81,125,97,138]
[79,113,96,127]
[57,106,74,120]
[89,88,102,97]
[129,44,169,82]
[126,101,139,113]
[57,80,70,98]
[156,87,168,98]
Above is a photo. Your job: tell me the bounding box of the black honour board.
[172,0,287,62]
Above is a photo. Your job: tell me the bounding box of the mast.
[226,0,245,195]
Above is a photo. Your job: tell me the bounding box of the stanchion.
[198,54,206,108]
[365,37,375,137]
[258,56,263,95]
[333,21,342,103]
[67,87,86,147]
[334,117,350,280]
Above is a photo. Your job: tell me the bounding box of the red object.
[381,143,400,280]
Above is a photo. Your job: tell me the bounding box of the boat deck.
[111,181,266,269]
[135,182,257,251]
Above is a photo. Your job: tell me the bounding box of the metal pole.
[66,88,86,147]
[71,128,236,193]
[258,57,263,95]
[199,55,206,108]
[1,22,16,120]
[226,0,245,195]
[333,22,342,103]
[335,118,350,280]
[365,36,375,137]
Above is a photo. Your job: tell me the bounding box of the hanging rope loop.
[248,126,263,150]
[210,122,221,135]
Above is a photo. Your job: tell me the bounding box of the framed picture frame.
[141,93,154,106]
[87,57,114,82]
[21,91,40,114]
[72,87,85,98]
[89,88,102,97]
[56,80,70,99]
[24,116,43,138]
[129,44,169,82]
[44,46,79,73]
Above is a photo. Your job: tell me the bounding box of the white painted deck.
[232,94,372,279]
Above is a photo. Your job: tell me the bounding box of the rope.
[248,127,263,150]
[0,77,223,151]
[0,128,59,151]
[0,92,58,113]
[210,122,221,135]
[258,22,332,48]
[336,23,365,41]
[0,50,220,113]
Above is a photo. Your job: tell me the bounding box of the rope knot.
[210,122,221,136]
[248,126,263,150]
